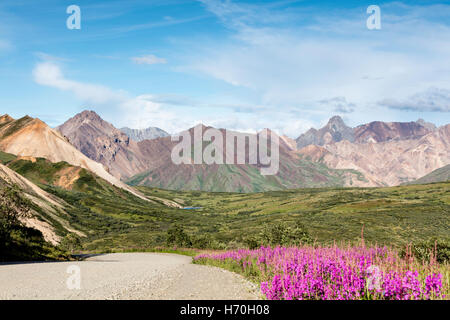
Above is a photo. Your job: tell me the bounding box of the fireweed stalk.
[194,245,448,300]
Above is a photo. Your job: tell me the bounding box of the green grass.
[0,151,16,165]
[135,183,450,248]
[1,154,449,255]
[7,158,71,185]
[44,180,449,253]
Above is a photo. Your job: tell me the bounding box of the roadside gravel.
[0,253,260,300]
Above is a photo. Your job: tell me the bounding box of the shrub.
[166,225,192,248]
[60,234,83,254]
[403,238,450,264]
[260,221,313,247]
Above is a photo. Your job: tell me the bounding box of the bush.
[0,186,69,261]
[403,238,450,264]
[260,221,312,247]
[191,234,213,249]
[60,234,83,254]
[166,226,192,248]
[244,221,312,249]
[0,186,30,251]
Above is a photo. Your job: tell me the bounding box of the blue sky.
[0,0,449,137]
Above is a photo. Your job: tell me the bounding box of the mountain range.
[296,117,449,186]
[0,109,448,259]
[296,116,436,148]
[0,111,448,193]
[57,113,363,192]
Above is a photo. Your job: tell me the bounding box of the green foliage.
[7,158,70,186]
[0,186,69,261]
[244,221,312,249]
[60,234,83,254]
[0,186,32,243]
[166,225,192,248]
[1,152,449,257]
[191,234,213,249]
[402,238,450,264]
[0,151,16,165]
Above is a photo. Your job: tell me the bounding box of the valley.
[0,112,449,260]
[1,146,448,255]
[0,112,448,301]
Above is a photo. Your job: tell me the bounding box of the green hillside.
[45,180,450,252]
[407,165,450,185]
[1,151,449,258]
[0,184,69,261]
[127,160,367,193]
[136,183,450,248]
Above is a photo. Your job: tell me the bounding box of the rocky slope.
[0,163,83,245]
[0,114,146,200]
[298,124,450,186]
[296,116,435,148]
[353,120,434,143]
[296,116,354,149]
[407,164,450,185]
[57,111,149,180]
[57,111,363,192]
[120,127,169,142]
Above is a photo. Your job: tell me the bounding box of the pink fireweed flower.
[195,245,447,300]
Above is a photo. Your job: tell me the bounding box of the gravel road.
[0,253,260,300]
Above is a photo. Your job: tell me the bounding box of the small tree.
[166,226,192,248]
[60,234,82,254]
[0,187,29,244]
[259,221,312,247]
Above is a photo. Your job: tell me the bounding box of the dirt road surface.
[0,253,260,300]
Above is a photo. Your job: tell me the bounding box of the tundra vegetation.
[0,151,449,299]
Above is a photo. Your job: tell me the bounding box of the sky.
[0,0,449,137]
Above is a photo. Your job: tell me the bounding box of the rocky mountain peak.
[0,114,14,124]
[120,126,169,142]
[354,120,433,143]
[296,116,354,149]
[70,110,105,125]
[416,118,437,132]
[327,115,345,127]
[56,111,148,180]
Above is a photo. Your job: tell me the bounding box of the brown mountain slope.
[0,114,147,200]
[57,111,365,192]
[128,125,367,191]
[296,116,355,149]
[354,120,433,143]
[57,110,148,180]
[299,124,450,186]
[296,117,435,149]
[0,163,84,244]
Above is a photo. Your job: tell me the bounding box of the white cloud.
[33,62,125,105]
[31,60,316,136]
[32,61,188,133]
[379,87,450,112]
[131,54,167,65]
[192,0,450,120]
[319,97,356,114]
[34,52,71,62]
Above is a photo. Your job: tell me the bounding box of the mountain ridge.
[57,111,364,192]
[120,126,169,142]
[296,116,436,148]
[406,164,450,185]
[298,124,450,186]
[0,114,148,201]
